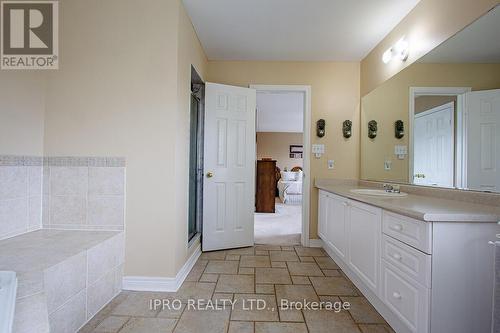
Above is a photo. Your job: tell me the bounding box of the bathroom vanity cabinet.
[318,189,496,333]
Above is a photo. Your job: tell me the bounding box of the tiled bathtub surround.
[0,229,124,333]
[43,156,126,231]
[0,155,43,240]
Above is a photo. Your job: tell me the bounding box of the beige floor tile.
[184,261,208,282]
[299,256,315,262]
[255,322,308,333]
[255,268,292,284]
[231,294,279,322]
[314,256,339,269]
[287,262,324,276]
[341,297,386,324]
[173,282,216,302]
[275,284,319,303]
[225,254,240,261]
[228,321,254,333]
[239,267,255,275]
[200,251,227,260]
[255,250,269,255]
[157,303,186,319]
[310,276,358,296]
[303,309,361,333]
[281,246,294,251]
[278,308,304,322]
[111,292,165,317]
[291,276,311,285]
[240,255,271,268]
[256,284,275,294]
[120,318,177,333]
[294,247,325,257]
[92,316,129,332]
[173,308,230,333]
[269,251,299,262]
[200,273,219,282]
[322,269,341,277]
[358,324,392,333]
[215,274,254,293]
[255,245,282,251]
[271,262,287,268]
[226,247,255,255]
[205,260,239,274]
[212,293,233,302]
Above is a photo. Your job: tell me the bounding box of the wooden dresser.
[256,160,276,213]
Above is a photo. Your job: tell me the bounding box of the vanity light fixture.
[343,120,352,138]
[368,120,378,139]
[382,38,409,64]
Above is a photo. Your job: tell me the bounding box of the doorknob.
[206,172,214,178]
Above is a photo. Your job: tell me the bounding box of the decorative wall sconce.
[395,120,404,139]
[368,120,378,139]
[382,38,409,64]
[342,120,352,138]
[316,119,326,138]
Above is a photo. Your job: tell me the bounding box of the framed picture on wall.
[289,145,303,158]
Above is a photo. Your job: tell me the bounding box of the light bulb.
[394,38,409,61]
[382,48,393,64]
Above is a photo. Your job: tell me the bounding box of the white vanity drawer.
[382,235,431,288]
[383,211,432,254]
[381,260,430,333]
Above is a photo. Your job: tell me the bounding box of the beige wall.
[257,132,303,171]
[42,0,207,278]
[208,61,360,238]
[173,3,208,273]
[360,0,498,95]
[361,63,500,183]
[0,72,46,155]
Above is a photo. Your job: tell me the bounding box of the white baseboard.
[122,243,201,292]
[308,238,324,248]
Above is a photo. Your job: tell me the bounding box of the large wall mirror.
[361,5,500,192]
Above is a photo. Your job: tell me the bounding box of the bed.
[277,170,303,204]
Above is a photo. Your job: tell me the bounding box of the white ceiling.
[420,6,500,63]
[182,0,421,61]
[257,91,304,133]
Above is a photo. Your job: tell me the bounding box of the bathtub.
[0,271,17,333]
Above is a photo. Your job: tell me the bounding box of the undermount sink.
[350,189,408,197]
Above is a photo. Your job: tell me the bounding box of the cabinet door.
[348,200,382,293]
[327,194,348,260]
[318,190,328,240]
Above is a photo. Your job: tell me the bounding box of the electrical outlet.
[327,160,334,169]
[384,160,392,170]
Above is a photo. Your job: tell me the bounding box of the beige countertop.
[315,179,500,222]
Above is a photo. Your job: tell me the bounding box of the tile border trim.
[0,155,126,167]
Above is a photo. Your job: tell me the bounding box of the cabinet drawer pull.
[390,224,403,231]
[392,292,402,299]
[392,253,402,260]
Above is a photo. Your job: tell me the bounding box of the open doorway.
[251,85,311,246]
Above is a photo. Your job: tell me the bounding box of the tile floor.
[79,245,394,333]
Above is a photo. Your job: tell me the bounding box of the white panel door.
[413,102,454,187]
[326,194,348,260]
[348,200,382,293]
[203,83,256,251]
[466,89,500,192]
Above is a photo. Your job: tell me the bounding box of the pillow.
[281,171,297,181]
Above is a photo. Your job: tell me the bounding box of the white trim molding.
[123,243,201,292]
[250,84,312,247]
[308,238,324,248]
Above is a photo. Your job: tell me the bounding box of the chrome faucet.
[383,183,400,193]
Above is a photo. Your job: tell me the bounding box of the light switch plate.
[384,160,392,170]
[327,160,334,169]
[312,144,325,154]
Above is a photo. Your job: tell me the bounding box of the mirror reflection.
[361,6,500,192]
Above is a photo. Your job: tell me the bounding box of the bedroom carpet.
[254,200,302,245]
